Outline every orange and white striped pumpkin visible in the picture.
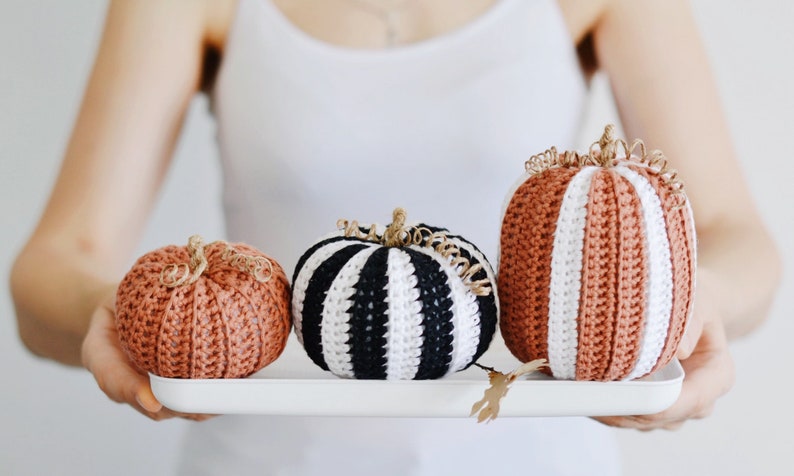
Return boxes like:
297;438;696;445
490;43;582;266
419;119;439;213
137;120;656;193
498;126;696;381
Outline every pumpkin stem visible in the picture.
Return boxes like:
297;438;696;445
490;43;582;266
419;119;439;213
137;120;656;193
160;235;209;287
383;207;409;247
186;235;208;276
594;124;619;167
337;208;493;296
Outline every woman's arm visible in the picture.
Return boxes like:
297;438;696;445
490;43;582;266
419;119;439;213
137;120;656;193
594;0;781;338
586;0;781;429
9;0;234;416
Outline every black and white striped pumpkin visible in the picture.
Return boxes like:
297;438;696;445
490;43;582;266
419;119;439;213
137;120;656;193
291;209;498;380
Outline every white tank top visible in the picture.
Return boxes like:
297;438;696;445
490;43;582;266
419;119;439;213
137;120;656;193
178;0;621;474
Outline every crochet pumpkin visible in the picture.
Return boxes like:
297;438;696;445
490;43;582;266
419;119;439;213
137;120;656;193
292;208;498;380
115;235;291;379
499;125;696;381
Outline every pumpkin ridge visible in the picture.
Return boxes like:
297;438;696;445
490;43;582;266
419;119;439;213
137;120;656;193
498;167;579;367
302;243;370;371
120;262;165;372
407;244;476;375
547;166;600;379
614;166;674;379
447;237;497;367
150;284;180;377
576;170;620;381
402;247;455;379
321;245;378;378
628;165;696;374
208;267;262;378
251;270;289;372
605;173;648;380
292;238;358;345
382;248;423;380
262;271;292;370
159;286;193;378
292;234;351;283
203;279;232;378
348;247;391;379
188;279;201;378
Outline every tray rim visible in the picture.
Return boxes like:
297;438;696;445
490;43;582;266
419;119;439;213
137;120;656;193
150;359;684;418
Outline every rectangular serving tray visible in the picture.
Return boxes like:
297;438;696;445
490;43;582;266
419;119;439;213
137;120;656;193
150;339;684;418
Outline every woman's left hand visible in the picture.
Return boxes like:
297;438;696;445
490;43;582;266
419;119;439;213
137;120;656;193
594;276;735;431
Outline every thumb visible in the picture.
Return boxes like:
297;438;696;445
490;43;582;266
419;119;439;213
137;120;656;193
135;384;163;413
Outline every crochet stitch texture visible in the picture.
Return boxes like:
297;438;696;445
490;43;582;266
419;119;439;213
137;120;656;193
292;219;498;380
115;240;291;379
499;151;696;381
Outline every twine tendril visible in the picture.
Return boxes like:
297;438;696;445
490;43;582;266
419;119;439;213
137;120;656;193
523;124;686;207
160;235;274;287
338;208;492;296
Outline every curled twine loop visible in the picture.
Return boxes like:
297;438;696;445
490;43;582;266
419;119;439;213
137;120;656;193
337;208;492;296
160;235;274;287
524;124;686;208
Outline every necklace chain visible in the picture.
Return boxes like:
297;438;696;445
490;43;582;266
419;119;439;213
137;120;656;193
346;0;409;47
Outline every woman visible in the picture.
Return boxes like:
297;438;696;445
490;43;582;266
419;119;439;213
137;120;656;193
10;0;780;474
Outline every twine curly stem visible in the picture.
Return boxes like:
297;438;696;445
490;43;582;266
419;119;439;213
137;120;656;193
161;235;208;287
337;208;492;296
160;235;273;287
591;124;620;167
383;207;408;247
523;124;688;208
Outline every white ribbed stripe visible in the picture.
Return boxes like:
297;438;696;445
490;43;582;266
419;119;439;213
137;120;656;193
383;249;424;380
291;237;353;346
547;166;599;379
320;246;378;378
614;166;674;380
411;245;481;375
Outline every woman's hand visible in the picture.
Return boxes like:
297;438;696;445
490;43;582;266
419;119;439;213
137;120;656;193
595;274;735;431
81;290;214;422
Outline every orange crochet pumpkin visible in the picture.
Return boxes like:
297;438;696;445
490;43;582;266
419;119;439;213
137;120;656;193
499;125;696;381
115;235;291;378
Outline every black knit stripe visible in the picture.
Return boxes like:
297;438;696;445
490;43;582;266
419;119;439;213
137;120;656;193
348;247;391;379
448;239;497;366
403;248;455;380
301;243;369;371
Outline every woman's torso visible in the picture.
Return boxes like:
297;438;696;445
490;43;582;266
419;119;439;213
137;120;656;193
179;0;619;474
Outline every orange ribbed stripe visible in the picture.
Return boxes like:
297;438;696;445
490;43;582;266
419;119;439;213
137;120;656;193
499;168;579;364
628;165;696;373
604;173;647;380
575;171;619;381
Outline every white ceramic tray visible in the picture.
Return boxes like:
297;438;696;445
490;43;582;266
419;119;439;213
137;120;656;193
150;339;684;418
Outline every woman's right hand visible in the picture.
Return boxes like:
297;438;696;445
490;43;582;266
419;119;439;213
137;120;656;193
81;290;213;422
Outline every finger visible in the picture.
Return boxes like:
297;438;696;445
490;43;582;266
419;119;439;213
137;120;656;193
83;298;216;422
595;319;733;431
83;308;166;416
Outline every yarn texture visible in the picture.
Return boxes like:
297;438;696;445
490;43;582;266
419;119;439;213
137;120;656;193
498;126;696;381
292;209;498;380
115;236;292;379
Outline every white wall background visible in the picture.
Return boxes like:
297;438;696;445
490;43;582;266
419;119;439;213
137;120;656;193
1;1;792;475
